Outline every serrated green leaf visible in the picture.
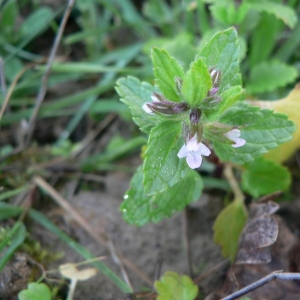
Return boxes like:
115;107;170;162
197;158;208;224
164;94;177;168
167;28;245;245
246;61;298;94
210;2;249;25
242;157;291;198
207;85;244;121
213;199;247;262
152;47;185;102
18;283;51;300
143;34;196;70
155;271;198;300
247;0;297;28
214;102;296;164
116;76;161;134
143;121;189;195
181;58;211;107
198;27;241;93
121;167;202;226
251;85;300;163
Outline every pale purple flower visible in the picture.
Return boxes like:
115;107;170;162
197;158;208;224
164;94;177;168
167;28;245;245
177;135;211;169
224;129;246;148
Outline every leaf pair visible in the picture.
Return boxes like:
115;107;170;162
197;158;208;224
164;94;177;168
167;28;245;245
153;47;211;107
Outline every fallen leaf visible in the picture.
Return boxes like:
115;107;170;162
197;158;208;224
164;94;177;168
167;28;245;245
236;201;279;264
213;198;248;262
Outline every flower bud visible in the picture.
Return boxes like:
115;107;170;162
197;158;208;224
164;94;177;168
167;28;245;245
210;68;221;88
175;77;183;93
189;108;201;125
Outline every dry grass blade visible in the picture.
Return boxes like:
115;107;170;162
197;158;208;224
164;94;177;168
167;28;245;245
25;0;76;145
33;175;153;287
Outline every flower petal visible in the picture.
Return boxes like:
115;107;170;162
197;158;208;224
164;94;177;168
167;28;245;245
186;152;202;169
186;135;200;152
232;138;246;148
142;103;153;114
198;143;211;156
224;129;246;148
225;129;240;140
151;94;160;102
177;144;188;158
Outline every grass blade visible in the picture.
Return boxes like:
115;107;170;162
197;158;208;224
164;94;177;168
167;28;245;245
0;222;26;271
28;209;132;293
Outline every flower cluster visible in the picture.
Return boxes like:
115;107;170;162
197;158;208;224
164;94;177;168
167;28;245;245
142;68;246;169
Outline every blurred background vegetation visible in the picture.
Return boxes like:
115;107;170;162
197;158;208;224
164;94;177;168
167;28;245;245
0;0;300;298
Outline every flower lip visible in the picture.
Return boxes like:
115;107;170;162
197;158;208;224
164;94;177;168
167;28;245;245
178;135;211;169
224;129;246;148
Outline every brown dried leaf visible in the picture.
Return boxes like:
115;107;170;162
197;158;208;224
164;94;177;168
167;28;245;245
236;201;279;264
216;215;300;300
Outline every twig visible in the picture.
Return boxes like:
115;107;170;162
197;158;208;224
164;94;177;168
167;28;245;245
182;208;193;278
223;164;244;202
0;63;37;122
33;175;153;287
25;0;76;145
193;259;229;284
257;191;282;203
71;113;117;158
108;240;133;290
221;271;300;300
153;252;163;281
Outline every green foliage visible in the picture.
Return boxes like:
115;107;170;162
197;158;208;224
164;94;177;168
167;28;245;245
242;157;291;198
116;76;161;134
1;1;300;297
152;47;185;102
143;34;197;69
249;13;281;66
247;0;297;29
210;2;249;25
18;283;52;300
246;61;298;94
155;271;198;300
143;121;189;195
213;199;247;262
215;103;296;164
181;58;212;107
0;0;18;36
204;0;297;28
217;86;244;116
81;136;146;171
198;28;241;92
121;167;202;226
0;222;26;271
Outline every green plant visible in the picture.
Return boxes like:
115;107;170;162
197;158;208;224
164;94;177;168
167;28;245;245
117;27;296;297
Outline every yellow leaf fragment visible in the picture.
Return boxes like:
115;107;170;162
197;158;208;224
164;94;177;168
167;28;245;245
249;83;300;163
